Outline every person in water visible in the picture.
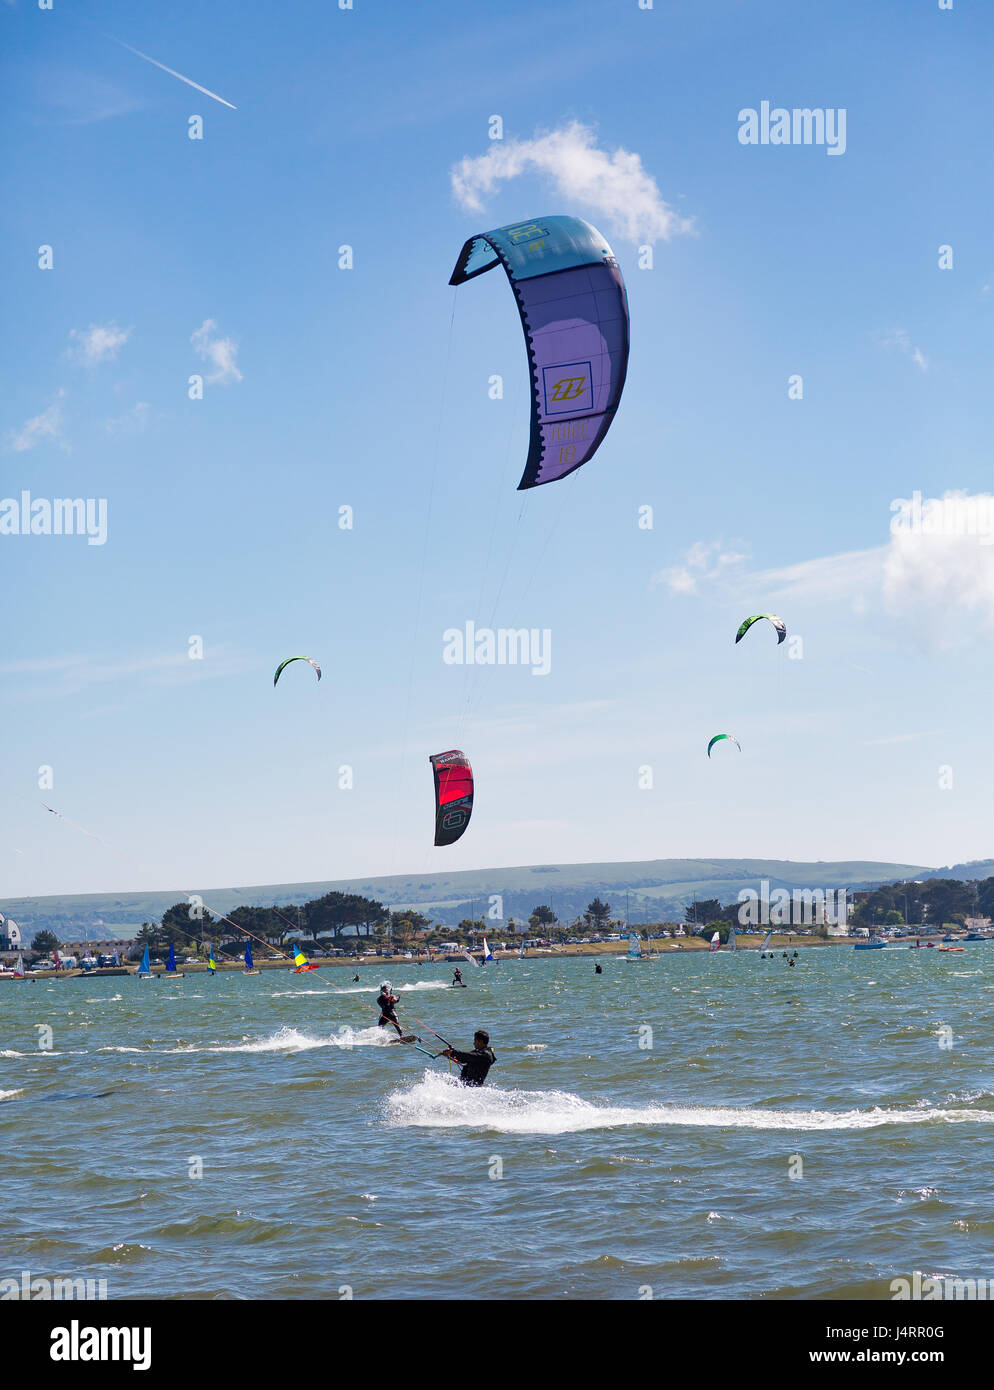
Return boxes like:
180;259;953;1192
352;973;360;982
375;982;403;1037
441;1030;496;1087
594;963;603;974
452;967;463;985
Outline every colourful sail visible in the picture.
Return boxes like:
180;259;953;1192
207;946;217;973
293;944;319;973
628;931;642;960
166;942;178;973
430;749;474;847
708;931;721;952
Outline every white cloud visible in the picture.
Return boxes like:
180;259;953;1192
653;541;750;595
5;393;66;454
68;322;130;366
450;121;692;244
191;319;242;385
884;527;994;644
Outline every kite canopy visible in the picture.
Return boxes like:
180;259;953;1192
449;215;630;490
273;656;322;687
735;614;786;645
707;733;742;758
430;749;474;846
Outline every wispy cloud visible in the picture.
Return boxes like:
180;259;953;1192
451;121;692;244
749;548;885;605
0;647;254;697
666;491;994;646
4;392;67;454
112;38;237;110
191;319;242;385
863;730;943;746
68;322;130;366
104;402;150;436
876;327;928;373
653;541;750;595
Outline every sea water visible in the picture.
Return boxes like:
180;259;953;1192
2;948;992;1300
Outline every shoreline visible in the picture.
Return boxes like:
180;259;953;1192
0;934;913;980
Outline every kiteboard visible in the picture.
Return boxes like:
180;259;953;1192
451;982;467;988
393;1034;420;1045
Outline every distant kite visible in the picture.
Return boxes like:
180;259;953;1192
273;656;321;687
430;749;474;846
707;734;742;758
449;215;629;490
735;614;786;645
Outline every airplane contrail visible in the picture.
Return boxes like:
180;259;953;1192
112;38;237;110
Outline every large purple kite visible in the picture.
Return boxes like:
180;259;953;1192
449;215;630;490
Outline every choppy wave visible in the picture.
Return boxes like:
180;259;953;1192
330;981;450;994
0;1088;24;1101
162;1025;399;1054
384;1072;994;1136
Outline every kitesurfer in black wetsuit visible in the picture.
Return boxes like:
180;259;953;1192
594;963;603;974
376;983;403;1037
441;1030;496;1087
452;967;463;985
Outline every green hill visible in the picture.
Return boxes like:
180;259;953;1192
0;856;937;940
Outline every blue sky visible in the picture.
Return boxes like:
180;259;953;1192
3;0;994;899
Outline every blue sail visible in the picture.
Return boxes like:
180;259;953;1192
244;942;254;970
137;944;151;976
166;943;177;973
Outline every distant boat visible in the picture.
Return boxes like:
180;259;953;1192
708;931;721;952
136;944;154;979
207;946;217;974
729;926;737;952
758;930;773;957
854;938;886;950
13;953;25;978
164;943;184;978
626;931;643;961
243;942;260;975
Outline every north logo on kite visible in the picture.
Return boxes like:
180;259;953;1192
545;365;592;412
